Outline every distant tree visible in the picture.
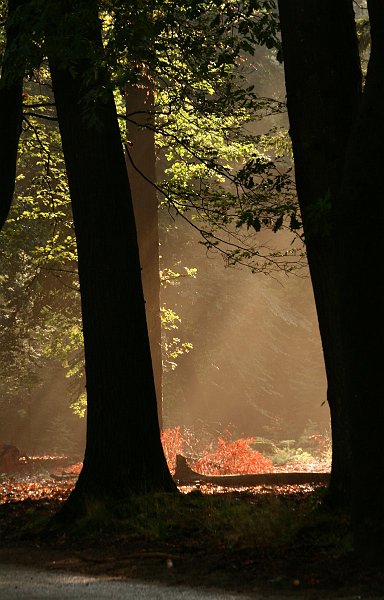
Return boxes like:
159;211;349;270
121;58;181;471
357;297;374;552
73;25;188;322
125;82;163;424
278;0;384;560
112;0;297;274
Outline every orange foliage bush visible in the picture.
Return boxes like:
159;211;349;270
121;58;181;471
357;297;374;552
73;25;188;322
63;462;83;475
161;427;273;475
161;426;184;474
192;436;274;475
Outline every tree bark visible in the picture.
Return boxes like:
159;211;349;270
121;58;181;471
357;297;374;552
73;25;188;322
46;0;176;515
0;0;24;229
336;0;384;560
278;0;362;504
279;0;384;559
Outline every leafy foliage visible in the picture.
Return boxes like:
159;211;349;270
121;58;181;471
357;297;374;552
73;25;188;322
0;70;83;425
254;423;331;470
155;89;300;272
111;0;301;271
1;0;305;447
104;0;281;86
160;306;193;371
193;434;274;475
160;426;184;474
160;265;196;371
161;426;273;474
161;425;331;476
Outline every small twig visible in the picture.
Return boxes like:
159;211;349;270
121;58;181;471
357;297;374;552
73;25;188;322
23;111;58;122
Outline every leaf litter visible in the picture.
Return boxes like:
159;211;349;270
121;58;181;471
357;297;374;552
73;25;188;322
1;452;382;597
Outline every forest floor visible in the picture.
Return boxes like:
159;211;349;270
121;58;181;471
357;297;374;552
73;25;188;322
1;465;383;598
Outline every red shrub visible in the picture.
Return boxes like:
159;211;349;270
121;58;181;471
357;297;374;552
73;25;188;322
161;426;184;474
192;435;274;475
161;427;274;476
64;462;83;475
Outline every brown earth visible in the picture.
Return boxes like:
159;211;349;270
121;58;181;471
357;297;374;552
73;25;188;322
0;480;383;598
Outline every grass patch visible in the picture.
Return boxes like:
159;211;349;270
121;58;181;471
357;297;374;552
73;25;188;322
1;487;373;596
45;487;350;561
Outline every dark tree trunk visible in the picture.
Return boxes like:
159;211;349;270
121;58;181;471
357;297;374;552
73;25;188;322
279;0;384;559
336;0;384;560
125;84;163;426
0;0;24;229
278;0;362;504
47;0;176;515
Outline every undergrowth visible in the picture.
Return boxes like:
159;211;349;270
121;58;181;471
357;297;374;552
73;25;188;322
161;426;331;475
0;484;362;598
24;487;347;563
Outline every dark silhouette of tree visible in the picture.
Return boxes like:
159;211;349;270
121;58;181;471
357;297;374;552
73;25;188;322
0;0;24;228
278;0;384;560
45;0;176;515
278;0;360;504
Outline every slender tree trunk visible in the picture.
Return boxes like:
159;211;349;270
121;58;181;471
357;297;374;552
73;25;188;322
47;0;176;515
278;0;362;504
125;83;163;426
0;0;24;229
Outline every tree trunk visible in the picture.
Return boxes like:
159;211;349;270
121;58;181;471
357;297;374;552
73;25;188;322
125;83;163;427
0;0;24;229
336;0;384;560
279;0;384;559
47;0;176;515
278;0;362;504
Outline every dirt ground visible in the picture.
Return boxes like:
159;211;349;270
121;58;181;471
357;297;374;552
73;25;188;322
1;481;383;599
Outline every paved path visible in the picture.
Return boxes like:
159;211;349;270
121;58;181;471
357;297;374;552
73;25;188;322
0;564;262;599
0;563;378;599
